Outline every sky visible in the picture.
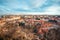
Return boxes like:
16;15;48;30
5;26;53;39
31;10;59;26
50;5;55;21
0;0;60;15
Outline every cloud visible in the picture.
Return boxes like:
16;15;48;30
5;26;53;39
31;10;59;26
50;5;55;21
28;0;47;8
0;0;60;15
41;5;60;15
17;5;60;15
47;5;60;12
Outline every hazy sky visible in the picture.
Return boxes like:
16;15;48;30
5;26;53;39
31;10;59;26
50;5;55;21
0;0;60;15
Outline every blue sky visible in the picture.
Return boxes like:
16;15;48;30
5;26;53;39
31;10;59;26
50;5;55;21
0;0;60;15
